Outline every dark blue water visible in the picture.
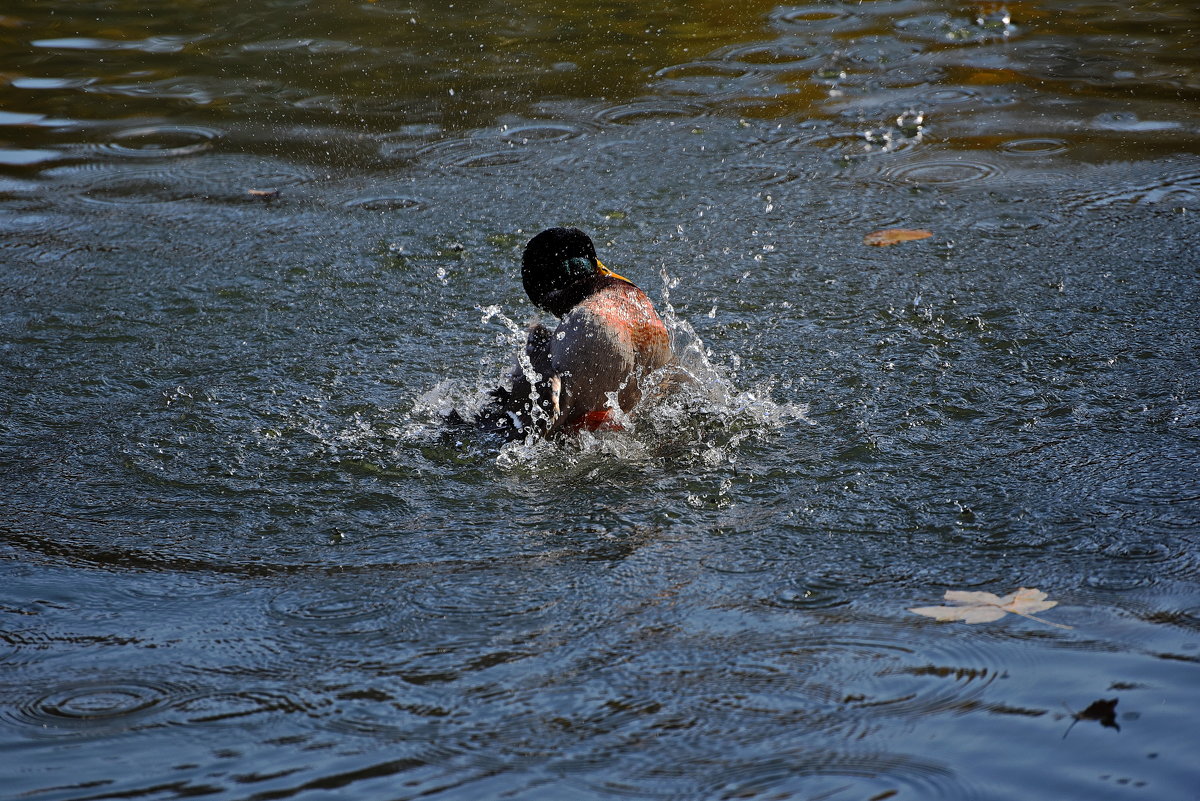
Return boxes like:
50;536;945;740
2;1;1199;799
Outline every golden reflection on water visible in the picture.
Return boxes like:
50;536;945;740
0;0;1197;163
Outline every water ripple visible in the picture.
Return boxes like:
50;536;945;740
655;60;754;81
970;211;1059;239
43;157;317;206
413;138;531;174
1084;567;1156;592
54;164;202;206
769;4;862;33
499;121;591;144
715;40;823;70
697;750;969;801
700;546;781;574
590;99;708;127
895;11;1017;44
167;686;327;729
342;194;427;212
321;685;453;742
375;123;444;161
718;160;809;186
784;125;924;161
563;746;968;801
117;575;240;606
5;679;181;737
96;124;223;159
760;575;852;609
268;587;395;640
1000;138;1070;156
920;87;981;105
407;573;563;619
1104;538;1179;563
652;64;764;104
1097;534;1199;584
885;157;1001;186
1069;167;1200;210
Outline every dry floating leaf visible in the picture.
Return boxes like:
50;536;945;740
909;587;1071;629
864;228;933;246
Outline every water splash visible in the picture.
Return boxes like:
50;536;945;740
410;266;809;470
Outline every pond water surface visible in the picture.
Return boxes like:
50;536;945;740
1;1;1199;799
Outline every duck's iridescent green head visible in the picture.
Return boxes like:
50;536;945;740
521;227;600;314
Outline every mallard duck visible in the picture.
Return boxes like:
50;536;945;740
476;227;673;439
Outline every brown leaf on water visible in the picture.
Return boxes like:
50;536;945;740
1077;698;1120;730
909;587;1071;629
864;228;933;246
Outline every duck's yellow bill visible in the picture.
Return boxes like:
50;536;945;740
597;260;632;284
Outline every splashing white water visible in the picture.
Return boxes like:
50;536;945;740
406;266;810;469
478;304;553;434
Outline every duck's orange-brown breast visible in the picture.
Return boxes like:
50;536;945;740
581;282;670;364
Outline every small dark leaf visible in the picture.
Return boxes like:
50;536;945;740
1076;698;1120;731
